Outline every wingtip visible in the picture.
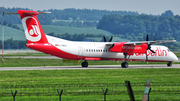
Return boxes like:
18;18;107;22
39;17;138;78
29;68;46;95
38;12;51;14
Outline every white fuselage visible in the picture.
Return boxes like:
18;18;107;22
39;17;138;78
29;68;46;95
46;35;178;62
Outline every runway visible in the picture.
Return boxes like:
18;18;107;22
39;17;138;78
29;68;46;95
0;64;180;71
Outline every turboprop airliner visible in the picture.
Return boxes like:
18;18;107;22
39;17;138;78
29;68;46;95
5;10;178;68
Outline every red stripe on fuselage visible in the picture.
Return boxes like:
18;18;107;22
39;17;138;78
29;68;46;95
26;43;84;60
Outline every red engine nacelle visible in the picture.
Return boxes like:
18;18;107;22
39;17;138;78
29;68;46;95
109;42;148;55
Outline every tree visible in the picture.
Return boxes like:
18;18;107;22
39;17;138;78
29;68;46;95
161;10;174;17
7;23;12;27
12;25;20;29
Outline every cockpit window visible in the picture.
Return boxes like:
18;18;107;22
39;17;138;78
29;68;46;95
168;49;172;52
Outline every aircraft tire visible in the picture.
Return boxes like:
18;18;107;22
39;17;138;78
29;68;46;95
121;62;128;68
81;62;88;67
167;62;172;67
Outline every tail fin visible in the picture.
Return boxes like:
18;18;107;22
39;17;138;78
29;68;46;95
18;10;49;43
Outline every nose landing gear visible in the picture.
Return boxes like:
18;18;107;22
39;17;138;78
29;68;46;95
167;62;172;67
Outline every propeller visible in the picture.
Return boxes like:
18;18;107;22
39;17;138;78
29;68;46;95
103;35;113;42
109;36;113;42
103;35;106;42
146;34;155;60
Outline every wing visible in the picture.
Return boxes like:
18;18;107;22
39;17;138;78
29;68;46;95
107;40;176;55
106;40;176;46
124;40;176;45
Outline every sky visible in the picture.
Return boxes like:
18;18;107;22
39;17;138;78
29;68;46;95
1;0;180;15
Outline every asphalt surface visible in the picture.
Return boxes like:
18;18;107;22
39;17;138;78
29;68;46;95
0;64;180;71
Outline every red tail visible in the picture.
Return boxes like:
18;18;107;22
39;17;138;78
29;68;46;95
18;10;48;43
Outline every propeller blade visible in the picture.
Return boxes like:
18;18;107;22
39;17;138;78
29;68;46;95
103;35;106;42
145;34;156;55
109;36;113;42
146;34;149;41
150;49;155;53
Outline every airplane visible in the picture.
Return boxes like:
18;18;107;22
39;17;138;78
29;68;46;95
5;10;178;68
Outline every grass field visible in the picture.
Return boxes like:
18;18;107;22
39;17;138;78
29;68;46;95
0;25;26;40
0;68;180;100
16;24;113;35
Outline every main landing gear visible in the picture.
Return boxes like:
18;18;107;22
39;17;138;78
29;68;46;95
81;60;88;67
167;62;172;67
121;53;130;68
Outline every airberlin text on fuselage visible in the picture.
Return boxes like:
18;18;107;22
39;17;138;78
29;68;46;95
21;16;41;42
134;47;168;56
122;45;142;50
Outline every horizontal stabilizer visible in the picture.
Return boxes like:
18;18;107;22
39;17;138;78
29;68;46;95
4;10;51;15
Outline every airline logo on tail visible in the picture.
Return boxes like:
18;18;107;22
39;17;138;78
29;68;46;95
22;16;41;42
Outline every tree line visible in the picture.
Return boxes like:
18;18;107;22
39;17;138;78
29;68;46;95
97;10;180;41
0;38;27;49
0;7;139;26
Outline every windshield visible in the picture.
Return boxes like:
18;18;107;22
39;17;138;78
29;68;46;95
167;49;172;52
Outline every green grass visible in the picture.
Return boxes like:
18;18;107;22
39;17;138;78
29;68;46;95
0;69;180;100
0;25;26;40
16;24;113;35
1;68;180;85
174;52;180;57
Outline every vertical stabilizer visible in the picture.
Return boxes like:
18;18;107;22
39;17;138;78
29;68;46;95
18;10;48;43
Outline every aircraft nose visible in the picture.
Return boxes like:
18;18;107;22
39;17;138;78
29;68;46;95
171;52;178;62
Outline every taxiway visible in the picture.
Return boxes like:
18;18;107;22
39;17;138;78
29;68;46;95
0;64;180;71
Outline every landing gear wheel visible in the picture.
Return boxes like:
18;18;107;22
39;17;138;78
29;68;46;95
121;62;128;68
81;61;88;67
167;62;172;67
